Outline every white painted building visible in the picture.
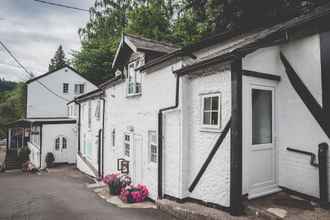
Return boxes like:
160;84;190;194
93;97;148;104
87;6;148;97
93;5;330;216
7;66;97;169
72;89;104;178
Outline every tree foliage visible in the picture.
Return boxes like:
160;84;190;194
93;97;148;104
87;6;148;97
49;45;67;72
72;0;326;84
0;83;26;138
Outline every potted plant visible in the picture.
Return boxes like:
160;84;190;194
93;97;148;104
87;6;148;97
120;184;149;203
45;152;55;168
103;173;131;195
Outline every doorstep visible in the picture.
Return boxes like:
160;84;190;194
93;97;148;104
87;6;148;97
246;191;330;220
94;187;156;209
156;199;258;220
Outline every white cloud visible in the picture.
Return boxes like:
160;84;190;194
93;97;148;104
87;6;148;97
0;0;94;81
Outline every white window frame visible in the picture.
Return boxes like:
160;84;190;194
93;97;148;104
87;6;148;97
127;59;142;96
201;93;221;130
148;131;157;163
74;84;85;95
124;133;131;157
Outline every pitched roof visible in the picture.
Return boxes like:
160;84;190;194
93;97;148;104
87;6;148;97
141;3;330;72
125;33;178;54
25;65;93;85
112;33;178;69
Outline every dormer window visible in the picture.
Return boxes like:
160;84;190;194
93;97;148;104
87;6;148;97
127;60;142;96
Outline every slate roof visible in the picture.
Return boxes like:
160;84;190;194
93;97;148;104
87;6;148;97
125;33;178;54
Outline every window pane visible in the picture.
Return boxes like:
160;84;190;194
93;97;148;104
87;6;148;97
203;112;211;125
80;84;85;94
204;97;211;110
55;138;60;150
211;112;218;125
212;96;219;110
124;143;130;157
252;89;272;145
62;138;67;149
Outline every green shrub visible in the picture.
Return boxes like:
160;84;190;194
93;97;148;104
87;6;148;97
45;152;55;168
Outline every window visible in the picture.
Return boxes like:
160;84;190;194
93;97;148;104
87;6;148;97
127;60;142;95
252;89;272;145
112;129;116;147
88;101;92;129
63;83;69;93
148;131;157;163
55;137;60;151
95;100;101;121
75;84;85;95
124;134;131;157
62;137;67;149
201;94;221;128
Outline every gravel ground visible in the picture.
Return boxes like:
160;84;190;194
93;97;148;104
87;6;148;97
0;168;176;220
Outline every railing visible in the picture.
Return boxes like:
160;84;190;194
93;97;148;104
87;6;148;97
287;143;328;208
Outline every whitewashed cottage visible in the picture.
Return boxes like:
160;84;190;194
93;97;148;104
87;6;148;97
70;89;105;178
7;66;97;169
77;4;330;216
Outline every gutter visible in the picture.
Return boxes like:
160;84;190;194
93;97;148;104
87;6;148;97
158;74;180;198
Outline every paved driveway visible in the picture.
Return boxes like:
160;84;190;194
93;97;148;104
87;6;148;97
0;170;175;220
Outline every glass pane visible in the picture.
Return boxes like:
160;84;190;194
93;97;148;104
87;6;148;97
211;112;218;125
204;97;211;110
252;89;272;145
203;112;211;125
62;138;67;149
212;96;219;110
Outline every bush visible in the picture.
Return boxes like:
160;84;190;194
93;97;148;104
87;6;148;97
45;152;55;168
120;184;149;203
18;147;30;165
103;173;131;195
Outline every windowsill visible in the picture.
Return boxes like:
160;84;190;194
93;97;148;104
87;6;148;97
126;93;142;98
199;127;223;133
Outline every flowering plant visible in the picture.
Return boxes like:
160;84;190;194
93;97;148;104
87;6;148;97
120;184;149;203
103;173;131;195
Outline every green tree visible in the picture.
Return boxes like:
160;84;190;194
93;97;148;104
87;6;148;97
49;45;67;72
0;83;26;138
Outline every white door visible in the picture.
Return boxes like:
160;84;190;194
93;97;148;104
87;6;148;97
54;136;68;163
244;80;280;199
133;134;143;184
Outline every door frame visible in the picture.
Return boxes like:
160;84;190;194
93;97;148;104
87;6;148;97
242;76;280;198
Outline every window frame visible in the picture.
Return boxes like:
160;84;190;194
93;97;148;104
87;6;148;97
123;133;131;158
55;137;60;151
63;83;69;94
127;60;142;96
148;131;157;163
74;84;85;95
200;93;222;130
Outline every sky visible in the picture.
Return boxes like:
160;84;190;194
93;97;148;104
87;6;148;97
0;0;95;82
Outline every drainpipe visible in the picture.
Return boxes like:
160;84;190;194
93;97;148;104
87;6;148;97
39;124;43;169
158;75;180;198
100;96;106;178
318;142;328;209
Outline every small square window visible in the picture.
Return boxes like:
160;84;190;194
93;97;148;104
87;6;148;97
63;83;69;93
201;94;221;129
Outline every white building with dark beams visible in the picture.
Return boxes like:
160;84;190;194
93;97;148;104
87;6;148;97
96;4;330;216
7;65;97;169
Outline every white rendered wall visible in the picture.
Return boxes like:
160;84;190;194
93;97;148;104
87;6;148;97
27;68;97;118
40;123;77;169
242;33;330;200
182;65;232;207
78;98;103;173
103;61;179;200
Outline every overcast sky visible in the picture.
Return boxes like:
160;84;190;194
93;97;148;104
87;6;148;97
0;0;95;81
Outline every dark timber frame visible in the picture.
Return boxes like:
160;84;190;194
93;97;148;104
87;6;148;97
188;119;231;192
230;59;243;215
